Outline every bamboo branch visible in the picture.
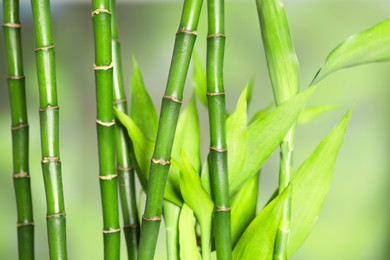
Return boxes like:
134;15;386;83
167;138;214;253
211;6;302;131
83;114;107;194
3;0;34;258
109;0;140;258
91;0;121;258
137;1;203;259
206;0;232;258
30;0;67;258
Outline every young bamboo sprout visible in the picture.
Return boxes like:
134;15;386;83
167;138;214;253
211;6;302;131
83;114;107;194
137;0;203;259
91;0;121;258
110;0;140;258
206;0;232;258
30;0;67;258
256;0;299;258
3;0;34;258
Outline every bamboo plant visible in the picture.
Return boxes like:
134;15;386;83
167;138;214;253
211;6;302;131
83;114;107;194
206;0;232;258
3;0;34;259
30;0;67;258
255;0;299;258
109;0;140;258
91;0;121;259
137;0;203;259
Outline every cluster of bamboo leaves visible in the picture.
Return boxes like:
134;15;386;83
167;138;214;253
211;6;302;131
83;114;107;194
3;0;390;259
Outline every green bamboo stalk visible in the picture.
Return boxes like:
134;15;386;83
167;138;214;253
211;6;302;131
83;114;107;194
91;1;121;259
137;1;203;259
255;0;299;259
206;0;231;259
109;0;140;258
3;0;34;259
30;0;67;258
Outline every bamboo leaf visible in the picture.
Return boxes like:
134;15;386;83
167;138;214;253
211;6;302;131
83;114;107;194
298;105;340;125
233;187;288;260
179;151;213;260
249;103;273;125
193;53;207;107
130;57;158;141
245;79;254;105
230;87;316;194
179;204;200;260
231;172;259;247
226;86;248;187
115;108;182;205
288;111;352;256
169;95;201;204
313;19;390;84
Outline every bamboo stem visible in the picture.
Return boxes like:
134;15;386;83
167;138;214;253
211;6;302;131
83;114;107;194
137;1;203;259
255;0;299;258
206;0;232;259
91;0;121;259
3;0;34;259
109;0;140;258
30;0;67;258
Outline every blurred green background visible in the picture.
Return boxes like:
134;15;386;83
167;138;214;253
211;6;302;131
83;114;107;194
0;0;389;259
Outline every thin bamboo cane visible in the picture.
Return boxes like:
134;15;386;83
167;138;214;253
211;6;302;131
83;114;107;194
255;0;299;258
30;0;67;258
3;0;34;259
91;0;121;259
137;1;203;259
206;0;231;259
109;0;140;258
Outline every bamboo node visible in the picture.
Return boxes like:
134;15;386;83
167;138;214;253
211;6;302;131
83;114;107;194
96;119;115;127
93;63;113;70
11;123;29;131
47;212;66;218
113;98;127;105
112;38;120;43
117;166;134;172
210;146;227;153
151;158;171;166
207;33;226;38
103;228;121;234
39;105;59;112
207;91;225;96
163;95;182;104
41;157;61;164
143;215;161;221
123;223;140;229
13;172;30;178
176;28;197;36
3;23;21;28
35;45;55;51
91;8;111;17
99;174;118;180
214;205;231;212
7;75;25;80
17;222;34;227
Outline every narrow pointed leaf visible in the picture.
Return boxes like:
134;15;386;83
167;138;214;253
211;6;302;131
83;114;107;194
115;108;182;205
233;187;288;260
288;111;352;256
179;151;213;260
313;19;390;84
231;172;259;247
226;86;248;187
179;204;200;260
231;87;316;193
168;94;201;203
249;103;273;125
130;57;158;141
298;105;340;125
193;53;207;107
